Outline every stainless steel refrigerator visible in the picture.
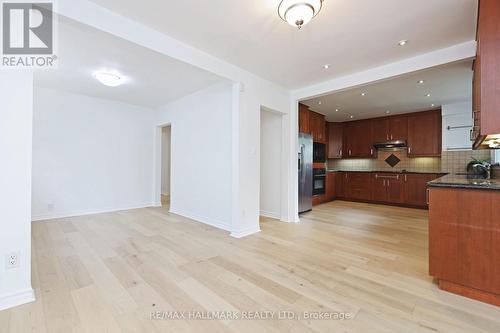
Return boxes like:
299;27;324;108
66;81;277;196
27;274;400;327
298;133;313;213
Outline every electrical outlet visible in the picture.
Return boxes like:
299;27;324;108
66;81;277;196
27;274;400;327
6;252;20;269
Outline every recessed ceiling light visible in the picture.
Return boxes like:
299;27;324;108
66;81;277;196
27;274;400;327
93;71;125;87
386;110;391;114
323;64;330;69
431;104;435;107
361;92;366;96
350;115;354;119
335;108;339;112
426;93;431;97
418;80;425;84
398;40;408;46
318;101;322;105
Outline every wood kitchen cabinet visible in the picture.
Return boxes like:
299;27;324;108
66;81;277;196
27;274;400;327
372;116;408;143
325;172;336;201
327;122;343;159
429;187;500;306
345;172;372;201
336;172;346;198
471;0;500;148
403;173;440;207
344;120;375;158
310;111;326;143
299;103;310;134
371;174;404;204
407;110;442;157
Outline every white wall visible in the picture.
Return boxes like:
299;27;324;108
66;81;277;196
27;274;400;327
155;83;233;231
0;71;35;311
32;88;156;220
161;126;171;196
442;100;473;151
260;110;282;219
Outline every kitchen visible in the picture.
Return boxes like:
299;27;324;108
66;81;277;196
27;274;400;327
297;0;500;308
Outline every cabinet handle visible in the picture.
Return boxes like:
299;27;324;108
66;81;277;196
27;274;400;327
383;179;386;187
404;174;407;182
386;134;389;141
370;148;373;156
408;147;411;154
426;189;430;205
339;149;342;157
349;149;352;156
390;134;393;140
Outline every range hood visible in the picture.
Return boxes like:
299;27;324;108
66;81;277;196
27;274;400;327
373;140;408;151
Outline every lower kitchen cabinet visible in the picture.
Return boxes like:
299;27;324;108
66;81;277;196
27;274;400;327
325;172;336;201
333;171;443;208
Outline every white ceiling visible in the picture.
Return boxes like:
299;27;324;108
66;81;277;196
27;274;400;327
86;0;478;89
34;18;224;108
302;61;473;121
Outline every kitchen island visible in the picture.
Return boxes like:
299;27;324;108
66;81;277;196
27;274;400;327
428;175;500;306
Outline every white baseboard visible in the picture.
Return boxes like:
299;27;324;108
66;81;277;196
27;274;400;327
31;202;156;222
259;210;280;220
0;288;35;312
169;207;232;232
231;226;261;238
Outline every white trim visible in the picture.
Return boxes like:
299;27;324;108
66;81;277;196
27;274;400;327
231;226;261;239
292;41;477;100
169;207;232;232
0;288;35;312
259;210;280;220
31;202;155;221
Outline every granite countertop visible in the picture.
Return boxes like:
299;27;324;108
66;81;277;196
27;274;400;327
428;174;500;191
327;170;445;175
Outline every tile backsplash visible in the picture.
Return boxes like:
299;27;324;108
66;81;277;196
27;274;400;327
327;150;493;174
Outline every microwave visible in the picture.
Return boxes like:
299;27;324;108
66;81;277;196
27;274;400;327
313;143;326;163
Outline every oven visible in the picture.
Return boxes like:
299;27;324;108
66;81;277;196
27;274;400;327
313;168;326;196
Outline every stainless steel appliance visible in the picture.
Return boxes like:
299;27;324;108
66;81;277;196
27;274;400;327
373;140;407;151
313;168;326;195
298;133;313;213
313;143;326;163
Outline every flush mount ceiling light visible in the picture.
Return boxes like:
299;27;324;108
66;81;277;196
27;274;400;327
398;40;408;46
93;71;125;87
425;93;431;97
361;92;367;96
323;64;330;69
278;0;323;29
418;80;425;84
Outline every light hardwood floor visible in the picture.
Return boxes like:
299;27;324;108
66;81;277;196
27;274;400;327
1;200;500;332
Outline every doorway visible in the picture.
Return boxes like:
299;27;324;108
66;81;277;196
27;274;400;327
161;125;171;207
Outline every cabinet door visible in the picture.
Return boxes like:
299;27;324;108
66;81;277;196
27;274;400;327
408;111;441;157
387;177;404;204
403;174;434;206
327;123;343;159
299;103;310;134
336;172;346;198
325;172;336;201
346;173;372;201
345;120;374;158
310;111;326;143
372;118;390;143
389;116;408;142
372;175;387;202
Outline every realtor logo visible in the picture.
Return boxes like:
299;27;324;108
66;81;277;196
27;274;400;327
1;1;57;68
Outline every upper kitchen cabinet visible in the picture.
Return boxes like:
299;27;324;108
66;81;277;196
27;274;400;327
372;115;408;143
299;103;311;134
310;111;326;143
344;120;375;158
327;122;343;159
472;0;500;149
408;110;442;157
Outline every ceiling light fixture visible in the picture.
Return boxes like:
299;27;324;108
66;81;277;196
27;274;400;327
323;64;330;69
335;108;339;112
398;40;408;46
426;93;431;97
431;104;435;107
418;80;425;84
93;71;125;87
278;0;323;29
361;92;367;96
318;101;322;105
350;115;354;119
386;110;391;114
